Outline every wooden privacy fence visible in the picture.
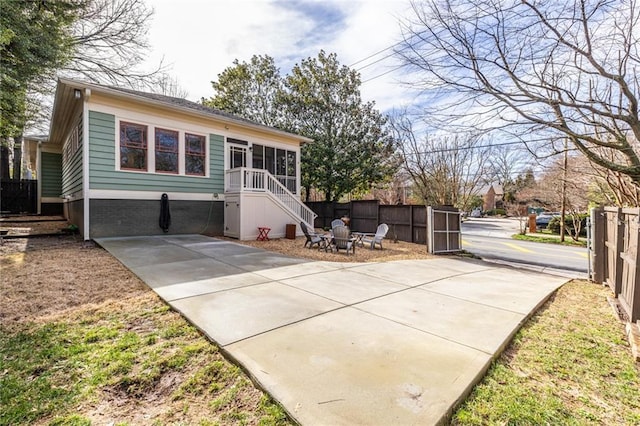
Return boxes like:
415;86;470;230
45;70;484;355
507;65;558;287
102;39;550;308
592;207;640;322
1;179;37;214
306;200;461;253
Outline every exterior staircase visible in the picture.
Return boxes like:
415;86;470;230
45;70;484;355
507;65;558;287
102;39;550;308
225;167;316;229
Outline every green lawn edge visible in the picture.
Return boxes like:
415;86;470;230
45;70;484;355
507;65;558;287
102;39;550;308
512;233;588;247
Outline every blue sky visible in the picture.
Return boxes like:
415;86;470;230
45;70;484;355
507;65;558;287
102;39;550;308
144;0;416;112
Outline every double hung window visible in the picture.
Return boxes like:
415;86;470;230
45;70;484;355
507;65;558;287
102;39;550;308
120;122;148;171
118;121;207;176
155;128;179;173
185;133;206;176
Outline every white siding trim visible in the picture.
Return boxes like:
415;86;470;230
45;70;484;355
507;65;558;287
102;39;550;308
42;197;63;203
63;189;84;201
41;145;62;154
82;92;90;240
36;142;42;214
88;189;224;201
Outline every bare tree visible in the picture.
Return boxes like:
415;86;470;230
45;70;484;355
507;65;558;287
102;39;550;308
398;0;640;187
485;145;533;187
154;74;190;98
583;142;640;206
64;0;162;87
371;171;416;205
390;111;491;210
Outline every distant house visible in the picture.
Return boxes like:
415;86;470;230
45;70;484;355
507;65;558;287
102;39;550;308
479;183;504;211
24;78;315;240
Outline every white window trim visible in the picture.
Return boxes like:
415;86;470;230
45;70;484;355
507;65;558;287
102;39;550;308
154;126;180;175
184;131;209;177
115;118;209;178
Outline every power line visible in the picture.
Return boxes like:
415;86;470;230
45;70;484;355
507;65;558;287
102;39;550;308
349;28;433;68
361;65;404;83
349;44;398;68
410;140;524;155
355;50;397;72
404;137;576;155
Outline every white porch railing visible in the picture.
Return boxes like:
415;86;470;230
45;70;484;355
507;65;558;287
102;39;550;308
225;167;317;226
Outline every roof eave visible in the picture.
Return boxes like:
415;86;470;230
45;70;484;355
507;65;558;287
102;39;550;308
57;78;314;144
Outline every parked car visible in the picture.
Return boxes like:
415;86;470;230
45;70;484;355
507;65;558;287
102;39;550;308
470;208;482;218
536;212;561;229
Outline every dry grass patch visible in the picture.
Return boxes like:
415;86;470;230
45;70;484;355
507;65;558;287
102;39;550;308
1;235;291;425
0;216;70;236
1;236;147;324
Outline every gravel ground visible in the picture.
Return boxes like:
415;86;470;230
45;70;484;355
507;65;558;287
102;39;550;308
218;234;434;263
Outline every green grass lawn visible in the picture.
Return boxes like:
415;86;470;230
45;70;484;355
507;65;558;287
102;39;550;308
2;258;637;425
0;293;292;425
452;280;640;425
513;232;588;247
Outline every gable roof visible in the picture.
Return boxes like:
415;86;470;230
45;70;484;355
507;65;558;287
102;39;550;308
473;183;505;197
49;78;314;144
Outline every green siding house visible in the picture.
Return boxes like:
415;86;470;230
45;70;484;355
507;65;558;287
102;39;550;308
36;79;314;240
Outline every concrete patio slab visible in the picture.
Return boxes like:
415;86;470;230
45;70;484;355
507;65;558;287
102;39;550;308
95;235;569;425
349;258;492;287
355;288;526;354
151;272;271;302
421;267;563;314
252;260;350;281
184;241;266;257
171;282;342;345
222;251;309;272
227;307;492;426
96;236;204;269
280;268;408;305
160;234;219;245
133;258;247;288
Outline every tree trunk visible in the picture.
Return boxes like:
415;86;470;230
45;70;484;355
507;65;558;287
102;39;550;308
560;140;567;242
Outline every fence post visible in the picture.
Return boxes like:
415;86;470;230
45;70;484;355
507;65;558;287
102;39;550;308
426;206;433;253
613;208;625;295
591;207;605;283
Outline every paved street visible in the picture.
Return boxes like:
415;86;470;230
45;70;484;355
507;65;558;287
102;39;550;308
461;217;589;275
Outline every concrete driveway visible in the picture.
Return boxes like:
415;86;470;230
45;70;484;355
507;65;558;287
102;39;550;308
96;234;567;425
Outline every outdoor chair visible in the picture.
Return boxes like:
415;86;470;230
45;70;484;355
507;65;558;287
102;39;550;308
331;219;345;229
361;223;389;250
331;225;356;255
300;221;322;249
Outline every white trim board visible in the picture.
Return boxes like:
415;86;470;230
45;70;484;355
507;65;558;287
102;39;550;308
88;189;225;201
41;197;64;203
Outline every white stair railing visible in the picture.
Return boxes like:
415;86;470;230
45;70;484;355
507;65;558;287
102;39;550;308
225;167;317;227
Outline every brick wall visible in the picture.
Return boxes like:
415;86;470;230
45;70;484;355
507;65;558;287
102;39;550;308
89;198;223;238
66;199;84;236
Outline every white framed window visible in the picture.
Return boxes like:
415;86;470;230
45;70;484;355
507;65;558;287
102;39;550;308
185;132;206;176
155;127;179;174
120;121;148;171
115;120;208;177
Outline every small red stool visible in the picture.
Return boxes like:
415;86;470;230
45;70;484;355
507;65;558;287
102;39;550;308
257;226;271;241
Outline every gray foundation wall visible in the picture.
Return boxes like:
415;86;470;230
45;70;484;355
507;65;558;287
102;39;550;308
41;202;63;216
65;199;85;237
89;199;224;238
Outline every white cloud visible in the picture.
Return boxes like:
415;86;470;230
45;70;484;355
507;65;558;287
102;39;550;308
144;0;416;111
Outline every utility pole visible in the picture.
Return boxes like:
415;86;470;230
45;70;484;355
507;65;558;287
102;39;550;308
560;138;567;242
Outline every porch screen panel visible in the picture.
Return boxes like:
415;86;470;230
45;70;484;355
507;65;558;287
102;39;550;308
265;146;275;174
252;144;264;169
286;151;296;193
